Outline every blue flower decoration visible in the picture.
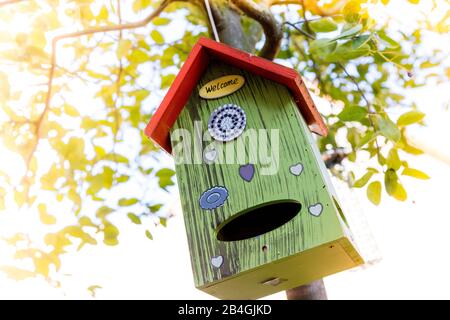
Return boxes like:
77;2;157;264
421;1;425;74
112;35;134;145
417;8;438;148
199;186;228;210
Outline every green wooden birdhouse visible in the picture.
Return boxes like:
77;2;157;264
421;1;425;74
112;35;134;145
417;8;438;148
145;37;363;299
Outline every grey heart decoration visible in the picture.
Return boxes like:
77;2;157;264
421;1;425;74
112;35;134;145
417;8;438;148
308;203;323;217
211;255;224;268
239;164;255;182
289;163;304;176
204;148;218;163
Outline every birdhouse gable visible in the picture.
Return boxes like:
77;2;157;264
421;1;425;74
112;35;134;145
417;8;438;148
145;37;327;153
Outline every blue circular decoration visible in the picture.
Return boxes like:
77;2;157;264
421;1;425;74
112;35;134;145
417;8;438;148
199;186;228;210
208;104;246;142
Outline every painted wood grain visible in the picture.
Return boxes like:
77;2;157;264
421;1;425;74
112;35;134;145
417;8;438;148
170;61;362;298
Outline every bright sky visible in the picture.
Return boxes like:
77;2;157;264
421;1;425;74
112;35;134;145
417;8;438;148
0;1;449;299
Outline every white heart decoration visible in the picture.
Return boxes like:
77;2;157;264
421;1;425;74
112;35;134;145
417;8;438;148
211;255;224;268
308;203;323;217
289;163;304;176
204;149;217;163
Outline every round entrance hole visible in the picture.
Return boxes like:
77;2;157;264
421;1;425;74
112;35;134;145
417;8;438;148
216;200;301;242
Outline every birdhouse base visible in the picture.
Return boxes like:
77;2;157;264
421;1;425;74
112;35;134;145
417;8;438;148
199;236;361;300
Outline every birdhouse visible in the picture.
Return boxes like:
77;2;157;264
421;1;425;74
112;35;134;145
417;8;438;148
145;37;363;299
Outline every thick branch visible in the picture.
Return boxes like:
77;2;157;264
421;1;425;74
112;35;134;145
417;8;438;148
0;0;27;7
207;1;262;54
286;279;328;300
23;0;172;179
230;0;282;60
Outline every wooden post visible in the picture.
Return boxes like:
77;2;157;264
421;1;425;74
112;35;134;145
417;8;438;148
286;280;328;300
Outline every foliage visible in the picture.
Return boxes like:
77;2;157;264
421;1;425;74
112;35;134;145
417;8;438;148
0;0;448;286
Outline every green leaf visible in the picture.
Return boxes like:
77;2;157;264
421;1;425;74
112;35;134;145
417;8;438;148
397;111;425;126
129;49;148;64
153;17;170;26
118;198;138;206
353;170;375;188
324;41;370;62
309;39;337;57
145;230;153;240
367;181;381;205
334;24;362;40
356;130;376;148
161;74;176;89
96;206;114;219
352;35;371;49
338;106;368;121
402;168;430;180
376;116;401;142
384;169;398;196
127;213;141;225
156;168;175;189
377;31;401;49
160;217;167;227
309;18;337;33
386;148;401;170
149;204;163;213
151;30;164;45
103;224;119;246
117;175;130;183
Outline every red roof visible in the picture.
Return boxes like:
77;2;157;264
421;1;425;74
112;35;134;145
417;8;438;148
145;37;327;154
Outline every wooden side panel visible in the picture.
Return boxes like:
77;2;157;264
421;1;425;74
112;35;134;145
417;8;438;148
171;61;360;298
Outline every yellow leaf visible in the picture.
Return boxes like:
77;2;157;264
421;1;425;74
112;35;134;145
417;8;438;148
397;111;425;126
0;266;34;280
0;72;10;100
386;148;401;170
402;168;430;180
14;189;27;207
103;224;119;246
64;104;80;117
97;5;109;20
367;181;381;205
117;39;132;59
342;0;361;22
353;170;375;188
29;30;46;48
38;203;56;225
88;285;102;298
151;30;164;45
392;182;407;201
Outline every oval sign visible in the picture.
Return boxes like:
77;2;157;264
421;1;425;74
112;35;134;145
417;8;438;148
199;75;245;99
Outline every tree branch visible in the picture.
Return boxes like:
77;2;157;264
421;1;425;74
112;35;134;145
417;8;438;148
0;0;27;7
286;279;328;300
230;0;282;60
338;62;383;166
22;0;172;180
